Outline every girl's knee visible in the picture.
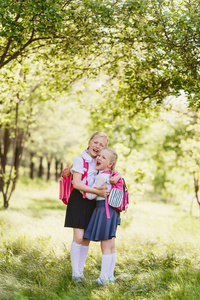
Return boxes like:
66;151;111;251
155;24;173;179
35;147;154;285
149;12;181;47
73;228;84;244
101;239;113;255
82;238;90;246
73;233;83;244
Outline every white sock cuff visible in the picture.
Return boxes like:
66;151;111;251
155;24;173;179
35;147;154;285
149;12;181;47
102;254;112;258
71;241;82;248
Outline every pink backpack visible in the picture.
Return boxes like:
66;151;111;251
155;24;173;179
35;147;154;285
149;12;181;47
103;170;129;218
59;158;89;205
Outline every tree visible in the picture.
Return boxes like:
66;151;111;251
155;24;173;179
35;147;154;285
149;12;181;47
134;0;200;108
24;97;89;181
0;0;120;208
0;98;29;208
0;58;39;208
0;0;115;68
87;0;200;121
178;120;200;213
0;55;90;208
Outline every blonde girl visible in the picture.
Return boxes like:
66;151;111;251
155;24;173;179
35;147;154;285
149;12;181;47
84;148;120;284
64;133;120;282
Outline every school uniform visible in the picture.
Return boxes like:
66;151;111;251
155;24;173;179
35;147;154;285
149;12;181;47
84;171;120;241
64;150;97;229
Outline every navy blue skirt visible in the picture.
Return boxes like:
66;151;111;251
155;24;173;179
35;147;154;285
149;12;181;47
84;200;120;241
64;189;96;229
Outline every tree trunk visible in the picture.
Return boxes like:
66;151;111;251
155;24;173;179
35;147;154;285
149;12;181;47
38;156;43;178
12;131;24;192
193;172;200;217
46;158;52;181
30;152;34;179
0;127;10;192
60;161;63;177
55;159;60;182
3;193;9;209
2;127;10;171
0;102;27;208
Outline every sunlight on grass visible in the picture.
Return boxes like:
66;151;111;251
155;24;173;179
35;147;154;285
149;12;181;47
1;180;200;299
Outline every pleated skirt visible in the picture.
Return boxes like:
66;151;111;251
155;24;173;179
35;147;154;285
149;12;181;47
84;200;121;241
64;188;96;229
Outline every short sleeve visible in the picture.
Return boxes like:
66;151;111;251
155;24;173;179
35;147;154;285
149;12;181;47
85;174;106;200
71;156;84;174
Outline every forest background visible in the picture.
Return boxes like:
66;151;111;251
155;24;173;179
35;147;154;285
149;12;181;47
1;0;200;299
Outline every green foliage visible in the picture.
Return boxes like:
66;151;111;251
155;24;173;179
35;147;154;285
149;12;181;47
86;0;200;121
24;98;89;163
1;0;200;209
86;92;200;203
0;0;127;207
0;0;133;89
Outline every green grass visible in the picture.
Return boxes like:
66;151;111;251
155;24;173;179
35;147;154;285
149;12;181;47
1;179;200;299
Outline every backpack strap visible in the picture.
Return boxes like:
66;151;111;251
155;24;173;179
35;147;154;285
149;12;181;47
68;158;89;198
102;170;112;218
105;196;110;219
102;170;112;174
82;158;89;199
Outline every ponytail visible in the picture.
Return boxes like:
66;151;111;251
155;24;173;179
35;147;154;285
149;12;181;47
104;148;118;177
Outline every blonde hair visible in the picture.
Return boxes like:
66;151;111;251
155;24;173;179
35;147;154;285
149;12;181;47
89;132;109;147
104;148;118;176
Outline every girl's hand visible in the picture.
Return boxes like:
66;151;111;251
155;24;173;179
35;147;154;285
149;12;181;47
110;173;121;185
96;189;110;198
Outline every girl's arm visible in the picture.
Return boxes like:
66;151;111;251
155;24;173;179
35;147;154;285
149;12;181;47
110;172;121;184
73;172;109;198
85;175;107;200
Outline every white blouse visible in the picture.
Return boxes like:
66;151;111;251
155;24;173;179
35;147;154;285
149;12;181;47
71;150;97;187
86;171;112;200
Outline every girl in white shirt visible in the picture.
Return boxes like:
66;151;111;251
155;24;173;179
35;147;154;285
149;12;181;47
64;132;120;282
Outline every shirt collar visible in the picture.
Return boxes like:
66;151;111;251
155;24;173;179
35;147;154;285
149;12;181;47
81;150;95;162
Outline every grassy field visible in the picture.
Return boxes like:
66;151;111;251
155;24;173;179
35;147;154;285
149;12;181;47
1;179;200;300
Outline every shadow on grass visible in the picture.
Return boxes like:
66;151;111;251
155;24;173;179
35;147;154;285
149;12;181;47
3;197;66;215
28;197;66;212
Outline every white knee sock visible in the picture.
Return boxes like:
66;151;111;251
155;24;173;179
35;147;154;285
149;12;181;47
70;241;81;277
109;253;116;277
79;245;89;276
99;254;112;281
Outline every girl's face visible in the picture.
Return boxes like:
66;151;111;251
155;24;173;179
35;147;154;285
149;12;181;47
95;149;112;171
88;136;107;158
